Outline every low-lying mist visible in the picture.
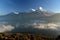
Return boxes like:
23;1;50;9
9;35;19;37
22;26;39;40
0;22;14;33
0;22;60;36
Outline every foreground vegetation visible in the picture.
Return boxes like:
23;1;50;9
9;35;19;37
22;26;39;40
0;33;59;40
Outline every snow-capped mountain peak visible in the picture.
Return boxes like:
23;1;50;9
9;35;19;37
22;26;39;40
39;7;43;10
31;9;36;11
13;11;19;14
38;7;46;11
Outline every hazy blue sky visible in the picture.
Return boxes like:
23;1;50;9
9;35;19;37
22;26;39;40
0;0;60;15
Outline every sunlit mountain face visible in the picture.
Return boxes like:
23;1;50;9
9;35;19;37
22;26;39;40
0;7;60;37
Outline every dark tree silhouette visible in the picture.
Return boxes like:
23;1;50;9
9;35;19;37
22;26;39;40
56;35;60;40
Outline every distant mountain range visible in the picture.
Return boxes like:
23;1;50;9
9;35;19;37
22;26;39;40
0;7;59;22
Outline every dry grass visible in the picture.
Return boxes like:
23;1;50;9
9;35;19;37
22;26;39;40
0;33;59;40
